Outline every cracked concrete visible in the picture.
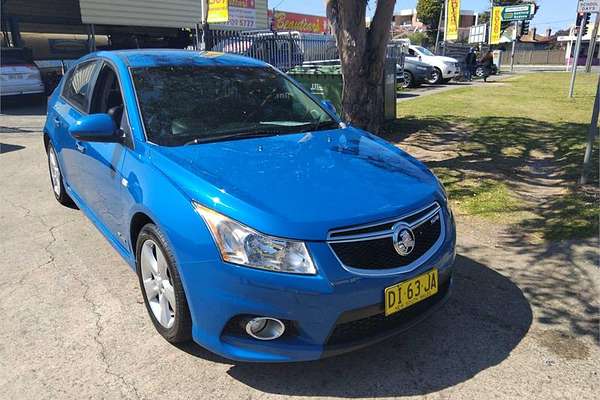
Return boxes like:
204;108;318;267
1;106;598;399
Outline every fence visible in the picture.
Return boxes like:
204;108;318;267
499;49;565;65
206;30;338;71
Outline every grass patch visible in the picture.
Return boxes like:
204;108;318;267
386;72;600;241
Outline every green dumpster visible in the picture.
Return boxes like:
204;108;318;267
288;62;396;121
287;66;343;115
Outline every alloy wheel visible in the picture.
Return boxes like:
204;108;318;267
140;239;176;328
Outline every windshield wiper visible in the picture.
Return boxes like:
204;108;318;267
183;128;282;146
297;119;340;133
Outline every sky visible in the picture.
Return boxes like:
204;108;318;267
267;1;582;32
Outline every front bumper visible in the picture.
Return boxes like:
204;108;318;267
441;65;461;79
180;207;456;362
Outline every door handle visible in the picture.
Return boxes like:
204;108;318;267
75;141;86;153
53;117;61;127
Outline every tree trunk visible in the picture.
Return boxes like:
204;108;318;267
326;0;395;133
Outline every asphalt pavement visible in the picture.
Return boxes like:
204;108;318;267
1;98;598;400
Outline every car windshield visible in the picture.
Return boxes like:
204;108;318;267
414;46;434;57
131;66;337;146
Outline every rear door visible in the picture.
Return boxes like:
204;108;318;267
51;59;100;198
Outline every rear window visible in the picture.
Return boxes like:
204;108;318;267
0;48;32;66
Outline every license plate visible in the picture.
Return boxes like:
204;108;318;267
384;269;438;316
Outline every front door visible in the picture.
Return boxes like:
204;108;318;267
75;62;130;240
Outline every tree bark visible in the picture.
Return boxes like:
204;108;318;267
326;0;395;133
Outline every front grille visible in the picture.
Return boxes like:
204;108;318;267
326;278;450;346
329;213;441;270
328;203;439;239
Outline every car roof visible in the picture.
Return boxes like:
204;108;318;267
82;49;268;69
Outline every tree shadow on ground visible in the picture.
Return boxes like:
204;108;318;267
382;115;599;241
222;255;531;397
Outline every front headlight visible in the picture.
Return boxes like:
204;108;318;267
193;202;316;274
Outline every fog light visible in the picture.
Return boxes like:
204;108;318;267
245;317;285;340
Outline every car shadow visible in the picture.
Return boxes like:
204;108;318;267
179;254;532;397
0;143;26;154
0;96;47;116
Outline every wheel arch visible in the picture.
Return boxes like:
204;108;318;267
130;212;155;264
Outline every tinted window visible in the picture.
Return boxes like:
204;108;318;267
131;66;337;147
62;60;98;111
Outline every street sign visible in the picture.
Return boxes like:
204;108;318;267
501;4;535;21
578;0;600;13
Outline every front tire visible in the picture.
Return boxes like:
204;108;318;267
426;68;443;84
136;223;192;343
46;142;75;207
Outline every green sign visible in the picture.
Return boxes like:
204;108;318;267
501;4;534;21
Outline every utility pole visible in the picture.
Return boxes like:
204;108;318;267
200;0;210;51
580;74;600;185
570;12;587;97
585;13;599;73
434;0;446;54
510;21;518;73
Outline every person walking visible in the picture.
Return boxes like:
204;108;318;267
479;50;494;83
464;47;477;81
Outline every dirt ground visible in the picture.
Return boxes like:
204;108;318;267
1;101;598;399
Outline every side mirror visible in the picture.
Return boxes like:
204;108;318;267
418;55;422;61
321;99;338;115
69;113;119;143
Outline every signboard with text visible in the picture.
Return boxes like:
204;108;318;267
207;0;229;23
222;0;256;29
268;10;329;33
501;4;535;21
445;0;461;41
490;6;503;45
578;0;600;13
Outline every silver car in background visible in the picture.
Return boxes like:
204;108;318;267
1;48;45;98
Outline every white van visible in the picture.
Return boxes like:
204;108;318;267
1;48;45;97
406;45;461;84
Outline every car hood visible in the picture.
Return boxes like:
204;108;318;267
436;56;458;63
149;127;442;240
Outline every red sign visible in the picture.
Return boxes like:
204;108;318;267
268;10;329;34
230;0;255;8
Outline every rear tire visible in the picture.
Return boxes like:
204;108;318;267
401;71;414;88
46;142;75;207
136;223;192;343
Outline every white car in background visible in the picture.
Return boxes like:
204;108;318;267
406;45;461;84
1;48;45;98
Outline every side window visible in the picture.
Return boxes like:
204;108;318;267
408;48;416;57
90;63;132;148
62;61;98;111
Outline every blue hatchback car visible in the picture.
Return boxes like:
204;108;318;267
44;49;456;362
